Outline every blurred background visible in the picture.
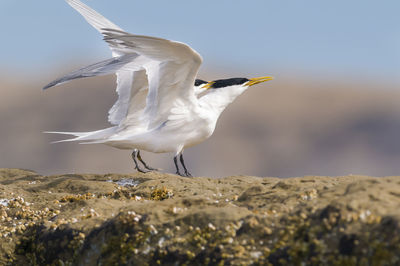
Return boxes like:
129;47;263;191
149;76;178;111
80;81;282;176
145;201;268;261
1;0;400;177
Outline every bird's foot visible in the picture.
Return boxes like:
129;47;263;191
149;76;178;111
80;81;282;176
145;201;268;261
136;151;158;172
143;165;159;172
184;171;193;177
135;166;150;174
176;171;192;177
176;171;184;177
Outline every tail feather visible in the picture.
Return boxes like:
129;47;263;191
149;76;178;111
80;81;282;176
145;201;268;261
44;127;117;144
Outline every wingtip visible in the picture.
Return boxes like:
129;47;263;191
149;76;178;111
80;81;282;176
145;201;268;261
42;85;53;91
65;0;78;8
42;81;58;91
65;0;78;5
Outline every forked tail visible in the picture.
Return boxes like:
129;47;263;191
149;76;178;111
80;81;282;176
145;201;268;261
44;126;117;144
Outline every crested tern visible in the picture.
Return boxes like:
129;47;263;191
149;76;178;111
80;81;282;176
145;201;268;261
44;0;274;177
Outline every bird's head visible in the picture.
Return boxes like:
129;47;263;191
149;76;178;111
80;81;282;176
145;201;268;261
196;76;274;111
194;76;274;100
203;76;274;91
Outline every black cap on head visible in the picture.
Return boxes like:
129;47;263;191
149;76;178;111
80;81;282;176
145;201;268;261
209;78;249;89
194;79;208;86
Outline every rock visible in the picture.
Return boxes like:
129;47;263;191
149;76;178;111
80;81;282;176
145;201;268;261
0;168;399;265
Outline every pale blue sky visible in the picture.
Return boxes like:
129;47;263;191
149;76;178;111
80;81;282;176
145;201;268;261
1;0;399;82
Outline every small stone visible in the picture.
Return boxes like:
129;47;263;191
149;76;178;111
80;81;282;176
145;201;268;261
263;227;272;235
149;225;158;235
247;217;259;228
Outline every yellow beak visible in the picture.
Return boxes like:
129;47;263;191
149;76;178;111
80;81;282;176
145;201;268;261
203;81;214;89
246;76;274;87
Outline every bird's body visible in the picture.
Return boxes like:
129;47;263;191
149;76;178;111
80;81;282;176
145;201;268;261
44;0;273;176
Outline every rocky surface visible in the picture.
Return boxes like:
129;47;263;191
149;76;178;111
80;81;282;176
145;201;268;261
0;168;399;265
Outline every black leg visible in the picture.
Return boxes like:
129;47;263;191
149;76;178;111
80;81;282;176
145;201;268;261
136;150;157;171
180;153;192;177
131;149;148;173
174;155;183;176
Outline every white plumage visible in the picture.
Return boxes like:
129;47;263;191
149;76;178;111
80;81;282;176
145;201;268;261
44;0;273;176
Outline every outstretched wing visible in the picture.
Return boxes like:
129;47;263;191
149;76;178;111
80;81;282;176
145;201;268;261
65;0;122;56
103;29;203;129
48;0;203;129
62;0;154;126
42;54;139;90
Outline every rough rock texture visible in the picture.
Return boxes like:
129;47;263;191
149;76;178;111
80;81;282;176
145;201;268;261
0;168;399;265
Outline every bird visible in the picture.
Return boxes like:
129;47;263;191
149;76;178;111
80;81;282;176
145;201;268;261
44;0;274;177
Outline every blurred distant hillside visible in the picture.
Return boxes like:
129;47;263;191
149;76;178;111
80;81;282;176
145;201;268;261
1;69;400;177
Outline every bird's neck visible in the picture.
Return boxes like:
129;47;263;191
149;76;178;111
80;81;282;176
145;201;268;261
198;85;248;117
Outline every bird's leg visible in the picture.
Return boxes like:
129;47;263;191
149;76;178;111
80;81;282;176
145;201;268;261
174;155;183;176
136;150;157;171
180;153;192;177
131;149;148;173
